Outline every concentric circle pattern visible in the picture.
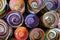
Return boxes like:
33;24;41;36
29;28;45;40
27;0;45;13
6;11;24;28
14;27;28;40
25;14;39;28
42;10;59;28
0;0;59;40
47;28;60;40
0;0;7;12
9;0;25;14
0;19;8;38
45;0;60;11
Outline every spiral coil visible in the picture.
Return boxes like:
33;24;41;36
9;0;25;14
14;27;28;40
6;11;24;28
42;10;59;28
25;14;39;28
0;19;8;38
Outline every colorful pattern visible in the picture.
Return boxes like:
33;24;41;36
58;18;60;28
5;26;13;40
0;19;8;38
14;27;28;40
47;28;60;40
6;11;24;28
58;12;60;28
45;0;60;11
42;10;59;28
0;0;59;39
27;0;46;13
25;14;39;28
29;28;45;40
9;0;25;14
0;0;7;12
